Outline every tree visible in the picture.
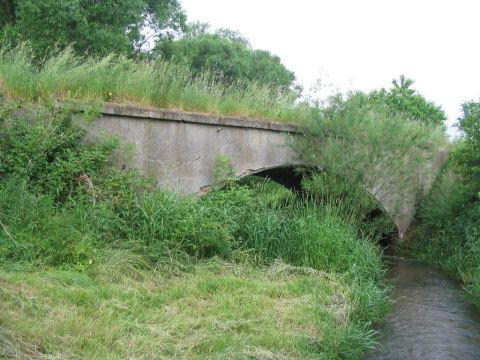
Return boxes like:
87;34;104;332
0;0;16;28
453;100;480;196
157;27;298;92
369;75;446;127
0;0;186;57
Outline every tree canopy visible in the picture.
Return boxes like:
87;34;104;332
368;75;446;127
0;0;187;57
453;100;480;196
0;3;298;92
157;26;298;92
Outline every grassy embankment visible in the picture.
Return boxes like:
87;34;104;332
406;157;480;307
405;101;480;307
0;45;309;122
0;44;454;358
0;92;390;359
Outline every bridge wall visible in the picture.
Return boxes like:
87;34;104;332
78;104;298;193
77;104;446;237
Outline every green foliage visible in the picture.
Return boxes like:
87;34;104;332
369;75;446;127
0;0;15;29
0;44;305;121
0;0;186;58
452;100;480;195
303;172;378;221
0;102;111;201
302;172;396;240
408;100;480;307
0;177;100;266
239;176;294;207
213;155;236;186
294;91;445;221
239;201;383;279
157;30;298;93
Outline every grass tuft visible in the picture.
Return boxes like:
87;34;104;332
0;45;307;122
0;90;391;358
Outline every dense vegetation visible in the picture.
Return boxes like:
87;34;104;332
0;0;187;57
0;45;303;121
158;24;298;93
407;100;480;307
0;1;298;94
0;2;462;357
0;100;392;358
367;75;446;127
294;88;445;235
0;46;449;356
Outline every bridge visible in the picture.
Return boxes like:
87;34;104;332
78;103;447;237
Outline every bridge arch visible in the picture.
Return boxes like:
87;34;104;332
78;103;446;238
238;165;305;192
237;164;399;243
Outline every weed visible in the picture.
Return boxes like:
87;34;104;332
0;96;390;358
0;45;307;122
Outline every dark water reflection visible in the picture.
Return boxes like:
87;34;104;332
368;257;480;360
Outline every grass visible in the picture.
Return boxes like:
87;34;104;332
404;167;480;308
401;101;479;306
0;83;392;359
0;179;390;358
0;45;309;122
0;256;378;360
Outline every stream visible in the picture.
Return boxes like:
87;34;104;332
367;256;480;359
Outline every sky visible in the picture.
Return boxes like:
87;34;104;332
180;0;480;132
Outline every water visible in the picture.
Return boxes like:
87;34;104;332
368;257;480;360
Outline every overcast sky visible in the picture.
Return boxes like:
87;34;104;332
181;0;479;131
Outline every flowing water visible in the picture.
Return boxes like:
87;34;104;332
368;256;480;360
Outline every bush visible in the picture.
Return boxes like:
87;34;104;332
0;101;112;201
408;100;480;306
0;177;100;266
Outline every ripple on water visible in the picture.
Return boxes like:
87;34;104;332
368;258;480;360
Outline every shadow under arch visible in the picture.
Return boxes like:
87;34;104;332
239;165;400;246
244;165;305;192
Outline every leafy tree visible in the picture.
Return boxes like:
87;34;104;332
0;0;16;28
183;21;211;39
452;100;480;196
369;75;446;127
0;0;186;57
157;27;298;92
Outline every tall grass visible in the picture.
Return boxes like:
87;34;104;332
293;93;446;222
406;167;480;308
0;45;307;121
0;179;389;358
407;99;480;307
0;101;390;358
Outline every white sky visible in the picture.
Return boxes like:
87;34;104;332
180;0;480;131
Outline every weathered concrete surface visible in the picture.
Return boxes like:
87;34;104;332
77;103;446;236
373;148;448;236
78;104;300;193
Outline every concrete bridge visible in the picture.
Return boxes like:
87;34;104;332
79;103;447;237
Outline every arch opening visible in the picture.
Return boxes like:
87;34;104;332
239;166;399;246
244;166;304;192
